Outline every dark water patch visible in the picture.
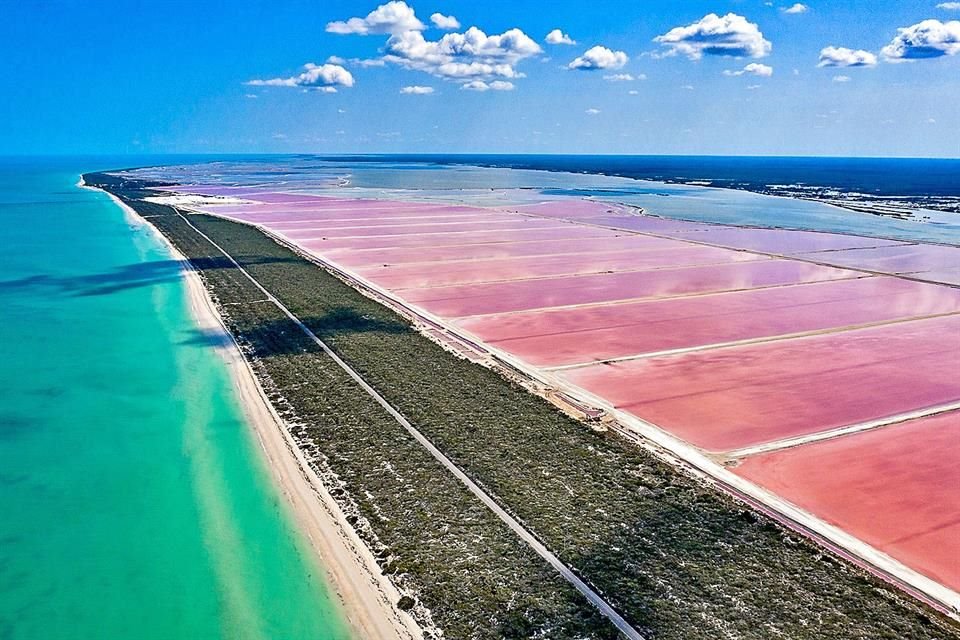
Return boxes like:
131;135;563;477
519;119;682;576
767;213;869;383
179;327;235;349
0;200;100;208
0;255;290;298
0;415;37;442
0;259;185;297
26;386;65;400
0;472;30;488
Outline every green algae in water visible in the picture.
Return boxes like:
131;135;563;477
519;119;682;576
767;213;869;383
0;159;350;640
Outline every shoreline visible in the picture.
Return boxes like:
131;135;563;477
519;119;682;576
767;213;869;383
83;180;419;640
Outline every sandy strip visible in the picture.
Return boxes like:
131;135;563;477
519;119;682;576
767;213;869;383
84;181;419;640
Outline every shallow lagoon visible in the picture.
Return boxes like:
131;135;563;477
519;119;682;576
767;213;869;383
0;158;348;640
132;158;960;245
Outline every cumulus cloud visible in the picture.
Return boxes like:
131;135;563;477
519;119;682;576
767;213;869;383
400;85;435;94
384;26;541;84
545;29;576;45
461;79;515;91
881;19;960;60
832;74;851;82
568;45;628;70
430;12;460;30
604;73;643;81
937;2;960;9
327;1;424;35
817;46;878;67
585;108;601;114
246;63;355;91
723;62;773;76
655;13;772;59
783;3;808;14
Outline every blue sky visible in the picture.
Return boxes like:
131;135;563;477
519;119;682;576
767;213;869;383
2;0;958;156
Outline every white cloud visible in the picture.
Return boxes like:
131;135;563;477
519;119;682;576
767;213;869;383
681;84;695;90
384;26;541;84
723;62;773;76
568;45;628;70
604;73;643;81
545;29;576;45
244;93;258;99
327;1;424;35
430;12;460;30
400;85;435;94
461;79;515;91
832;74;851;82
246;63;355;91
329;55;387;68
881;19;960;60
937;2;960;9
655;13;772;59
628;89;639;95
817;46;877;67
783;3;808;14
585;108;601;114
747;84;761;89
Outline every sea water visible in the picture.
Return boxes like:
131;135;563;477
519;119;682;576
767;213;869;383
0;157;349;639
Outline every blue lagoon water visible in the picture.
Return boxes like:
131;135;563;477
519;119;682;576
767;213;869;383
131;155;960;245
0;157;348;639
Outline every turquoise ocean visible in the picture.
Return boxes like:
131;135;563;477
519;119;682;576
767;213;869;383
0;157;349;640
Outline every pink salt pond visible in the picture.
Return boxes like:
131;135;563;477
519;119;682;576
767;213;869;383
327;235;688;268
797;243;960;275
459;276;960;367
359;244;765;290
735;411;960;591
402;259;859;317
558;314;960;451
203;191;960;594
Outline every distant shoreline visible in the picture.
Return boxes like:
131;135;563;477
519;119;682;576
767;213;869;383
317;154;960;220
82;178;419;640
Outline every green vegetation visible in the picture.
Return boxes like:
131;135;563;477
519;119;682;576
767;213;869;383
86;172;960;640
